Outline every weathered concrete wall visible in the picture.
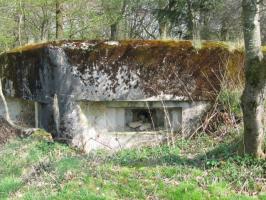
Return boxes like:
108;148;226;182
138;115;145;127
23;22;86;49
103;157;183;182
0;40;244;102
0;97;208;151
0;40;243;151
181;101;211;133
69;100;210;151
0;97;35;127
78;101;183;132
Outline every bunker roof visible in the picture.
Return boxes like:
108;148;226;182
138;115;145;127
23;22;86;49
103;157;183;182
0;40;259;101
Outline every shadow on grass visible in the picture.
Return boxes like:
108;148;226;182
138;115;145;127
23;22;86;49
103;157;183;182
108;137;242;169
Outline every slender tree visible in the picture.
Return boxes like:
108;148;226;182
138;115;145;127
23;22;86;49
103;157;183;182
56;0;64;39
110;23;118;40
157;0;171;39
17;0;24;45
186;0;194;39
101;0;127;40
241;0;265;158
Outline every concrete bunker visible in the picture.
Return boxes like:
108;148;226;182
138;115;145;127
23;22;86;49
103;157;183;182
79;101;182;133
0;40;244;152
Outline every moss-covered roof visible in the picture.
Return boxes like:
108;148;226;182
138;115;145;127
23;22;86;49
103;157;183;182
6;40;236;53
0;40;249;101
6;39;266;54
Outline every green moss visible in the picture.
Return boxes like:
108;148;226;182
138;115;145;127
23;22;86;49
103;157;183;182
8;42;49;53
6;40;84;53
5;39;235;54
262;46;266;54
30;130;53;142
201;40;231;50
118;39;193;48
5;39;265;57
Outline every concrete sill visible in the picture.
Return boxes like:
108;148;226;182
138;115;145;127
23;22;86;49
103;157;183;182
109;130;168;136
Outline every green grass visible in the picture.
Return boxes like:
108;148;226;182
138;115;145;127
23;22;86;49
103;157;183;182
0;131;265;200
0;177;22;199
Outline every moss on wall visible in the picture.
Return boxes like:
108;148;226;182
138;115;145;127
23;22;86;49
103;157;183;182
61;40;245;99
2;40;265;101
0;48;43;98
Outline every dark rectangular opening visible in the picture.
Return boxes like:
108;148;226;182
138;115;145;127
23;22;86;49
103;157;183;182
125;108;165;131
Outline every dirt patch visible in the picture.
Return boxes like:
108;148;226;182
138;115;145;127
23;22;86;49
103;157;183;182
0;118;22;146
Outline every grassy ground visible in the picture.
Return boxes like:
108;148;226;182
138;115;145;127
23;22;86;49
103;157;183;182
0;129;265;200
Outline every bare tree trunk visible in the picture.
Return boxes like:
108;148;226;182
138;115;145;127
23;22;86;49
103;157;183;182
186;0;200;41
158;0;172;39
40;6;49;41
56;0;64;39
110;23;118;40
123;17;128;39
158;0;167;39
159;21;169;39
221;20;229;41
18;0;23;46
241;0;265;158
110;0;127;40
186;0;194;40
